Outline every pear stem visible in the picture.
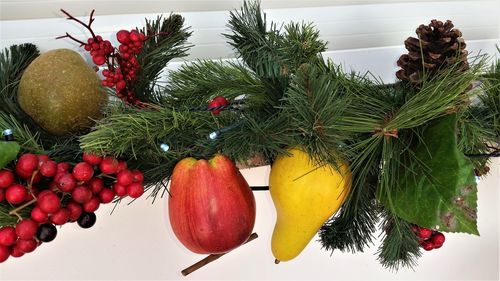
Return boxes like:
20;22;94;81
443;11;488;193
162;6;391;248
181;232;258;276
274;259;281;264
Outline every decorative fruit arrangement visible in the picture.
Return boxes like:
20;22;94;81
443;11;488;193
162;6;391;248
168;154;256;254
412;225;446;251
17;48;106;136
0;149;145;263
268;147;352;262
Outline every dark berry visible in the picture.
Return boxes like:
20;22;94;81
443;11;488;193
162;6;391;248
15;219;38;240
36;224;57;242
73;162;94;182
77;212;96;229
0;227;17;246
5;184;28;204
0;170;14;188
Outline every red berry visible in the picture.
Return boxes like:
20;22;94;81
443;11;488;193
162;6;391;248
113;183;127;197
131;170;144;183
431;232;446;248
57;162;71;174
99;157;119;175
129;31;141;42
127;183;144;198
15;166;32;179
72;186;93;204
418;227;433;239
37;191;61;214
99;188;115;204
83;152;102;166
31;207;48;223
16;239;37;253
0;189;4;202
116;30;130;44
116;160;127;173
5;184;28;204
0;170;15;188
0;245;10;263
421;241;434;251
50;208;70;225
37;154;50;166
16;153;38;175
73;162;94;182
57;173;77;192
116;80;126;91
92;55;106;65
66;201;83;222
15;219;38;240
10;246;24;258
0;227;17;246
83;197;100;213
208;96;229;115
89;178;104;194
117;170;134;186
39;160;57;177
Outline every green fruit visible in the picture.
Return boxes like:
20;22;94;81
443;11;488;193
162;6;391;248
18;49;107;136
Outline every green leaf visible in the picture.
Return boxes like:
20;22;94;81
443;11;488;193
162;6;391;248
0;141;20;169
390;114;479;235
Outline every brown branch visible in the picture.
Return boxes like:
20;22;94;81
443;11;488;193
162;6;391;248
55;33;86;46
181;233;258;276
60;9;97;39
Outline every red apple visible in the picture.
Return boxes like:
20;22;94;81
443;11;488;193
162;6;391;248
168;154;256;254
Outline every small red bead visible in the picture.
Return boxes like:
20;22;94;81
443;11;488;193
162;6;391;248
99;157;119;175
37;191;61;214
83;152;102;166
73;162;94;182
0;227;17;246
16;153;38;175
131;170;144;183
127;183;144;198
99;188;115;204
0;170;14;189
5;184;28;205
421;241;434;251
83;197;100;213
116;30;130;44
431;232;446;248
57;162;71;174
113;183;127;197
31;206;48;223
0;245;10;263
15;219;38;240
50;208;70;225
418;227;433;240
10;246;24;258
57;173;77;192
117;170;134;186
89;178;104;194
16;239;37;253
92;56;106;66
39;160;57;177
0;189;4;202
72;186;93;204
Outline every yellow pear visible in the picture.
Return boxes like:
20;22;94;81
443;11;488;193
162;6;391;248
269;147;352;262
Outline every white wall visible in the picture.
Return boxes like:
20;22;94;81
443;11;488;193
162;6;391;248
0;2;499;280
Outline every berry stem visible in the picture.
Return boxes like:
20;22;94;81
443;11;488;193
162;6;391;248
8;198;37;218
59;9;98;40
55;33;86;46
97;173;117;180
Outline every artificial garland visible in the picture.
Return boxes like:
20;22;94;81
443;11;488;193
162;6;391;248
0;0;499;273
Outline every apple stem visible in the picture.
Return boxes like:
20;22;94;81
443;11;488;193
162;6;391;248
181;232;259;276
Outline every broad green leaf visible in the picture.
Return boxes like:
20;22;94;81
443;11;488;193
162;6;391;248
0;141;20;169
390;114;478;235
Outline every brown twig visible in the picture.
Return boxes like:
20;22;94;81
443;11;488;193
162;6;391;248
181;233;258;276
60;9;97;39
8;198;37;220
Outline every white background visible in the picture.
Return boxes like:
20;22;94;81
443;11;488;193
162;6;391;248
0;2;499;280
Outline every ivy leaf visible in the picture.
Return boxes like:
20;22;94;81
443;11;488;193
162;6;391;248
390;114;478;235
0;141;20;169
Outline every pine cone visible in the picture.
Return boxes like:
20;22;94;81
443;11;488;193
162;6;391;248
396;20;469;85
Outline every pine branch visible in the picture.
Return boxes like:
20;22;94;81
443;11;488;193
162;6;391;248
0;112;44;154
377;211;422;271
133;14;192;103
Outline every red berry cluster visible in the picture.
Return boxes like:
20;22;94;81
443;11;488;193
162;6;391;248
84;35;114;66
0;152;145;263
207;96;230;115
58;9;147;106
412;225;446;251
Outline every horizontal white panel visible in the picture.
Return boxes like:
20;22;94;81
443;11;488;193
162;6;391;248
1;1;499;60
0;0;469;20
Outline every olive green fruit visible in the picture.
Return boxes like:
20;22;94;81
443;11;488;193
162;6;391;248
18;48;107;136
